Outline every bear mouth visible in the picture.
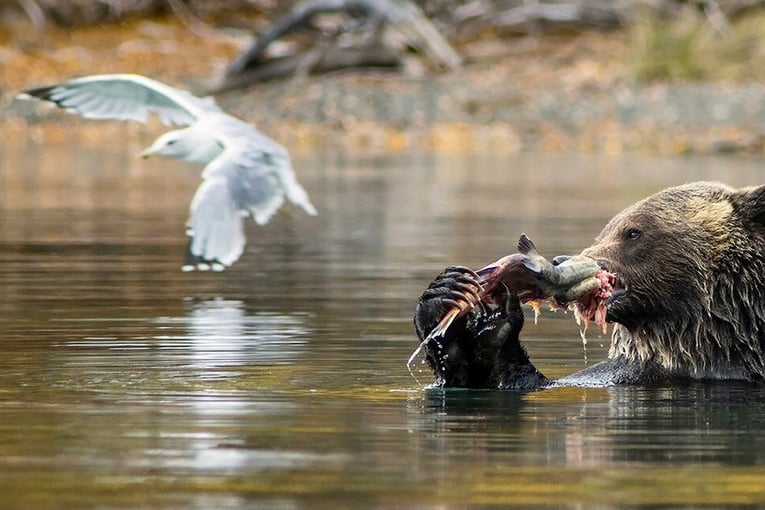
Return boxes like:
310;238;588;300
594;260;626;291
572;264;620;333
610;275;626;292
593;261;628;320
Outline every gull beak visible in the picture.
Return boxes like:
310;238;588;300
139;138;164;159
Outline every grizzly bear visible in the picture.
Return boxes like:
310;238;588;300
413;181;765;389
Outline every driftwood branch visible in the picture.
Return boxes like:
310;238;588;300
219;0;460;90
14;0;46;28
217;46;401;92
217;0;765;90
429;0;765;36
442;0;629;35
6;0;765;91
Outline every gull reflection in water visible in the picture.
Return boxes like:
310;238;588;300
155;299;322;474
173;297;310;370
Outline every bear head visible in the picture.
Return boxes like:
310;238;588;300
581;181;765;381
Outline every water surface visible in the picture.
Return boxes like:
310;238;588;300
1;144;765;508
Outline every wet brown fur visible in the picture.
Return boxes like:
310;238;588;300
581;181;765;381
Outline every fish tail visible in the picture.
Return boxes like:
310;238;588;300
426;308;460;341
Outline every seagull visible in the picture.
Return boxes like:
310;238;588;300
17;73;317;271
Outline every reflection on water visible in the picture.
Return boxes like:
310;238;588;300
411;383;765;506
1;143;765;507
179;298;309;367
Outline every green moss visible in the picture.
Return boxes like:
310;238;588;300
628;9;765;82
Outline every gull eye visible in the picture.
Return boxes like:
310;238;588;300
167;140;177;145
625;227;642;241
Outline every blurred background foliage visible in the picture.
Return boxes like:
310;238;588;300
629;7;765;82
2;1;765;84
3;1;765;83
6;1;765;154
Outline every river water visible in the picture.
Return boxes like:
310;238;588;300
1;143;765;508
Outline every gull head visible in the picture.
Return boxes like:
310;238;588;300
140;126;224;165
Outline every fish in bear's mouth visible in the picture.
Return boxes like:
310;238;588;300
573;267;619;335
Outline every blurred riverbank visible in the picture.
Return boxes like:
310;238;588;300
4;13;765;155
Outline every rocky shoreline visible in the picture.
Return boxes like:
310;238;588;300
222;72;765;154
4;19;765;155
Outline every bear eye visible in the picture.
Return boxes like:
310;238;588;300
624;227;642;241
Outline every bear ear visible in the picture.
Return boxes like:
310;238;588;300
737;185;765;226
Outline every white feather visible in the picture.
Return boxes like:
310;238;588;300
18;73;317;270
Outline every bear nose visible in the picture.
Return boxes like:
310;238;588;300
551;255;571;266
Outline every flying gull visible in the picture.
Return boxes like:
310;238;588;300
17;73;317;271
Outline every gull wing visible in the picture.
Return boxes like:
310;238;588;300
17;73;221;126
183;123;317;270
203;122;317;225
184;177;246;271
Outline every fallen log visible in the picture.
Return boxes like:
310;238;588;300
219;0;460;90
215;46;401;92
